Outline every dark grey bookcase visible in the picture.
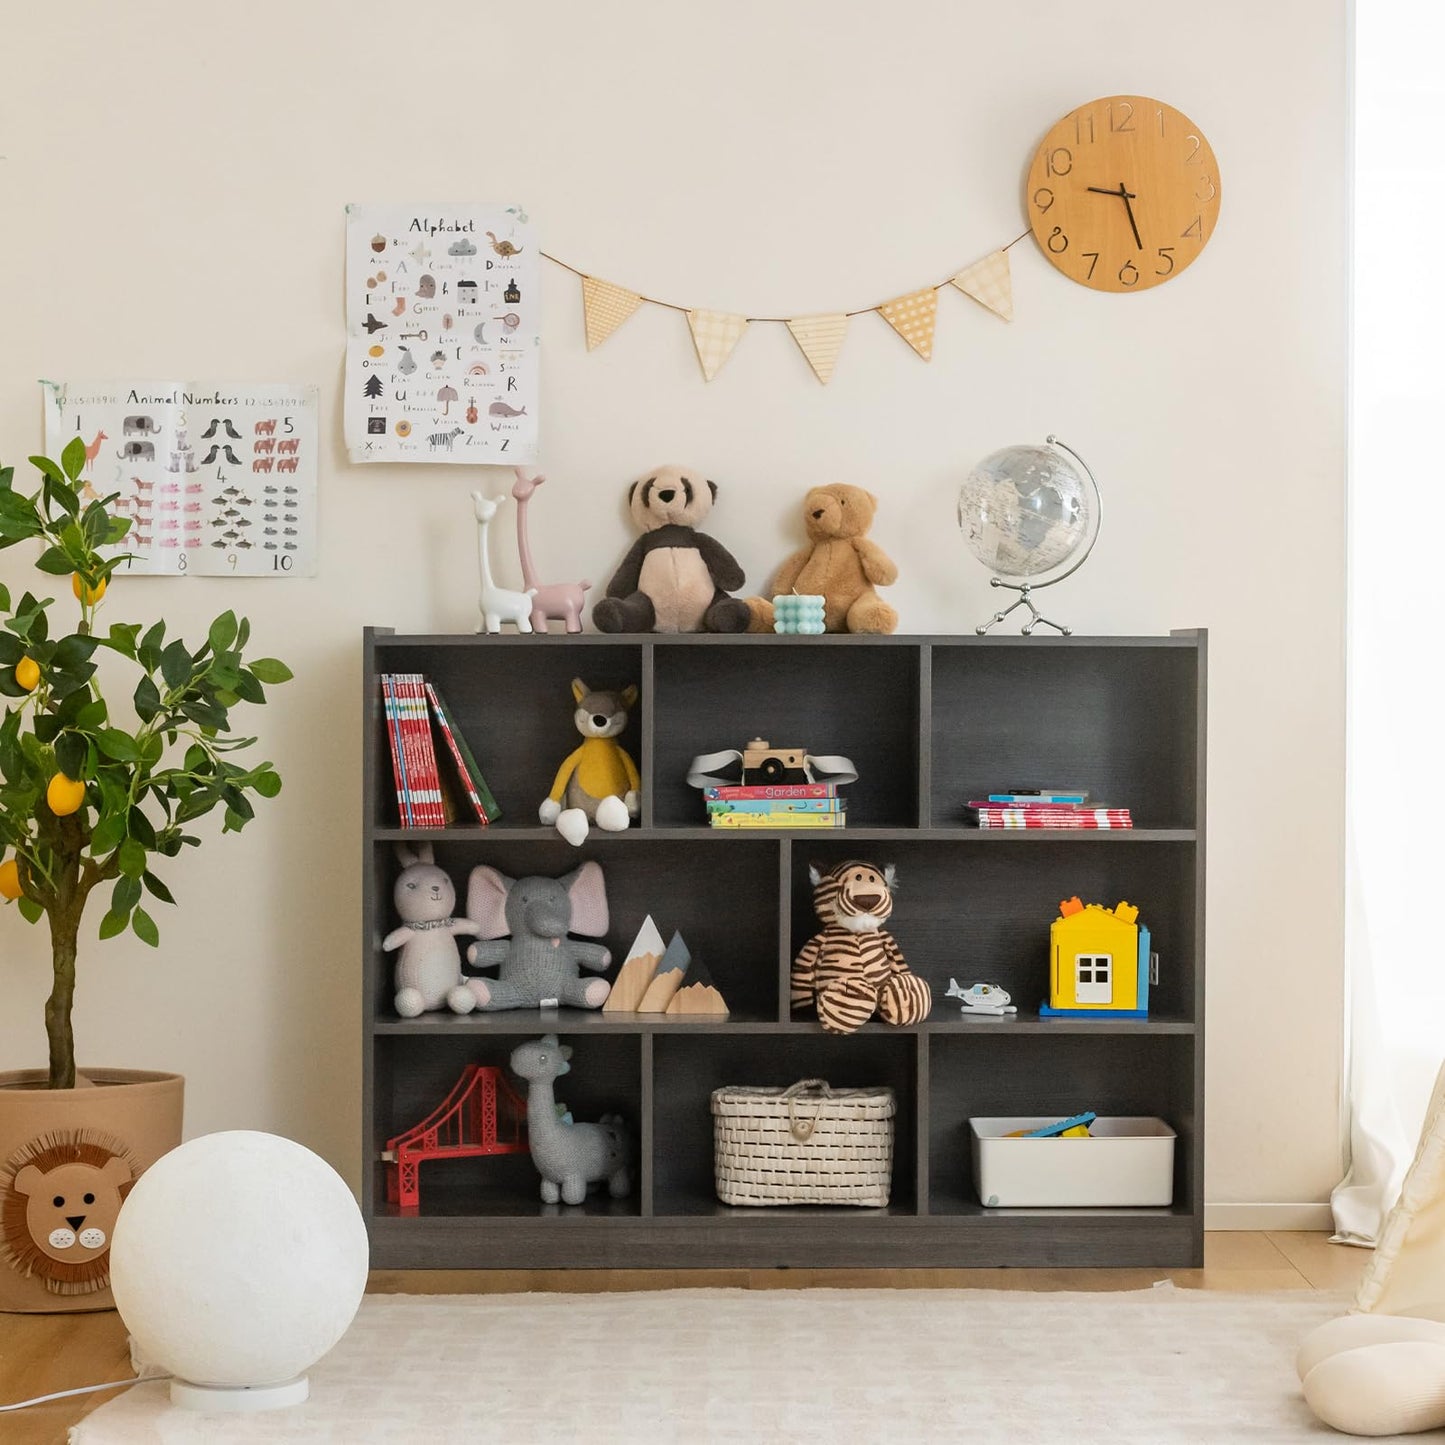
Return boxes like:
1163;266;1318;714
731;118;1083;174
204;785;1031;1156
362;628;1206;1269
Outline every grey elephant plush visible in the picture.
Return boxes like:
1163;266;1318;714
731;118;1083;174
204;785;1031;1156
447;861;613;1013
510;1035;633;1204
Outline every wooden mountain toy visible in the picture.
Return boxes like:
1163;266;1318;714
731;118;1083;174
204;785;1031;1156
636;931;691;1012
665;953;728;1016
603;916;665;1013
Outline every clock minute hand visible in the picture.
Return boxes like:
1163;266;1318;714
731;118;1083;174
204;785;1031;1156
1118;181;1143;249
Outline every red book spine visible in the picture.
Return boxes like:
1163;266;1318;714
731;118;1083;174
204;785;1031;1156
426;681;487;825
973;808;1133;829
400;674;441;827
381;675;413;827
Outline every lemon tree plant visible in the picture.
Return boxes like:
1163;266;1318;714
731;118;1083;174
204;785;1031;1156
0;441;291;1089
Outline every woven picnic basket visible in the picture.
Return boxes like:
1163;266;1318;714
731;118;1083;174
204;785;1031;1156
711;1079;895;1206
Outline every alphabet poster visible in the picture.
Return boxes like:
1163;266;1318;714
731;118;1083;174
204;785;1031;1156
41;381;319;577
343;203;539;465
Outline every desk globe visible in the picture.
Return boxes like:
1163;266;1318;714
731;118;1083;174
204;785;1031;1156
958;436;1101;635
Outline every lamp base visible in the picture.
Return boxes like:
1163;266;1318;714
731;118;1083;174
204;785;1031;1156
170;1375;309;1413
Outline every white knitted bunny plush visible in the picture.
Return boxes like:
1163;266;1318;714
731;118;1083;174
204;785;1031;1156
382;842;479;1017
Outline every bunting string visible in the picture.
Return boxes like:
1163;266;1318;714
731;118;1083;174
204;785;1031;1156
540;227;1031;384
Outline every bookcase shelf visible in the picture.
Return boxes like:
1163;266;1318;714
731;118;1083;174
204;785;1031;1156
363;628;1206;1269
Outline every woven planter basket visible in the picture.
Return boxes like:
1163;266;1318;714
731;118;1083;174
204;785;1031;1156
711;1079;895;1207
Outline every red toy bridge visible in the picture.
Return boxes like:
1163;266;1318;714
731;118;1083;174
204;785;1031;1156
383;1064;529;1212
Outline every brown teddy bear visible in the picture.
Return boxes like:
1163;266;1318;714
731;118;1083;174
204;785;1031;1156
746;484;899;634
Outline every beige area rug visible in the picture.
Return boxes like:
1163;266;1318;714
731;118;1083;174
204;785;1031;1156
73;1286;1350;1443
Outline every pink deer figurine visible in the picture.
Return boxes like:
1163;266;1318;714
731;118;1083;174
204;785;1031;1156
511;468;590;634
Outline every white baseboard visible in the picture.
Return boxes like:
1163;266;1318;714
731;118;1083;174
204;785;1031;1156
1205;1202;1336;1231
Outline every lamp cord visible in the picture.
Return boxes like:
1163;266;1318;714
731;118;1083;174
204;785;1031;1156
0;1372;172;1413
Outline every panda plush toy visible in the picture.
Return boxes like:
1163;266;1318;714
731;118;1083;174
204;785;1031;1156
593;465;751;634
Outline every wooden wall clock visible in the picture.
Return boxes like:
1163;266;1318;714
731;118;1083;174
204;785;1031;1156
1025;95;1221;293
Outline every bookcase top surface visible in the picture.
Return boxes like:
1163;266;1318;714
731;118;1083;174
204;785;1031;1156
367;628;1205;649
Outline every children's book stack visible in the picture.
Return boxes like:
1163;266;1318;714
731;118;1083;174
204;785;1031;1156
964;789;1132;830
705;783;847;829
381;673;502;827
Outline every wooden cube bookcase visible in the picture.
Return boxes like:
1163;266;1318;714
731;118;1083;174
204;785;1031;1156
362;628;1206;1269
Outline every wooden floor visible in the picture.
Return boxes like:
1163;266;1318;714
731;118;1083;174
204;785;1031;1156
0;1232;1365;1444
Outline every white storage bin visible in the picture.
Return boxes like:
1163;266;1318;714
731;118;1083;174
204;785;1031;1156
969;1116;1176;1208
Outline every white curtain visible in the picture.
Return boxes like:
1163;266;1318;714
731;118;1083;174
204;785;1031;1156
1339;0;1445;1242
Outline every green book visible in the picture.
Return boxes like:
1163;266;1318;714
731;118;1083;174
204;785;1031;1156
425;682;502;824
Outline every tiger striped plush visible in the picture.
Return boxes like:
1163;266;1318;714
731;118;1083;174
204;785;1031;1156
792;860;932;1034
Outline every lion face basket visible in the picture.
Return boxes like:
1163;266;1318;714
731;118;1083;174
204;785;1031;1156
711;1080;895;1207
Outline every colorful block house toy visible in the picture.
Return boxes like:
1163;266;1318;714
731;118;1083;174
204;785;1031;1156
1039;896;1152;1020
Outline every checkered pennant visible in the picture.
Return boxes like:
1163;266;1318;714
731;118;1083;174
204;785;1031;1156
582;276;644;350
686;309;749;381
877;287;938;361
951;249;1013;322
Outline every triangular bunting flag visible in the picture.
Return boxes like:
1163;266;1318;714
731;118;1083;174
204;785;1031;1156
877;287;938;361
581;275;643;351
951;249;1013;322
686;309;749;381
786;313;848;385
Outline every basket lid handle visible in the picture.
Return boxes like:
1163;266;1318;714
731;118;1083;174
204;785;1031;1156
783;1079;831;1142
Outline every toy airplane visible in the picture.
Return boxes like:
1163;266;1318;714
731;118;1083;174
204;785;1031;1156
945;979;1018;1016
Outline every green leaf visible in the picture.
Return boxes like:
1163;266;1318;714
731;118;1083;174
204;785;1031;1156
103;623;140;659
252;768;283;799
139;733;163;766
249;658;293;685
0;582;9;610
53;635;98;669
95;729;139;762
35;546;74;576
160;639;191;690
75;699;107;730
118;839;146;879
17;897;42;925
128;807;157;848
60;437;87;481
232;671;264;705
98;908;129;940
28;455;64;485
141;870;175;905
90;812;126;854
207;612;238;654
0;633;21;666
131;907;159;947
47;478;81;519
54;732;86;780
112;876;141;913
132;675;161;721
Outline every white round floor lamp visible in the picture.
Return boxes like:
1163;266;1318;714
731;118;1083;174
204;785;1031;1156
109;1130;369;1413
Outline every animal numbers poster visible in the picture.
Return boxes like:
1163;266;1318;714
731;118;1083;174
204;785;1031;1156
343;203;539;465
42;381;319;577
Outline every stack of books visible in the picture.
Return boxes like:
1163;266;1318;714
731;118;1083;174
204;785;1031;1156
704;783;847;829
964;789;1132;831
381;673;502;828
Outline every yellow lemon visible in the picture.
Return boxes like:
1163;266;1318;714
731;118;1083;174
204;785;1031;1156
0;859;20;901
14;657;39;691
46;773;85;817
71;574;107;605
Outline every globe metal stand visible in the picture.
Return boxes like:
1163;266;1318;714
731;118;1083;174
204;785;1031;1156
973;436;1102;637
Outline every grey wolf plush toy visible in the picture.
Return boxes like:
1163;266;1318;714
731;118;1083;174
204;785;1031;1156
449;861;613;1012
592;465;751;634
510;1035;633;1204
382;843;479;1017
540;678;641;846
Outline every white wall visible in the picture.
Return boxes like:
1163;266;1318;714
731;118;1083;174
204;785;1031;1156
0;0;1346;1214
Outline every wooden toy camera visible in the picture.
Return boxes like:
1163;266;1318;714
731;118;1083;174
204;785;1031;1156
742;738;810;785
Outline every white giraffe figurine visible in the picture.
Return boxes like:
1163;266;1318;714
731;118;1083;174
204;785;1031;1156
472;491;536;634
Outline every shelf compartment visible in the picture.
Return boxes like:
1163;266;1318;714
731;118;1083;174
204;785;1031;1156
649;642;922;829
370;1032;644;1221
789;838;1198;1024
926;1033;1196;1218
374;1008;781;1035
369;639;646;830
650;1032;918;1218
368;837;782;1023
928;641;1201;830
